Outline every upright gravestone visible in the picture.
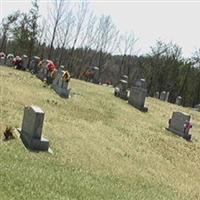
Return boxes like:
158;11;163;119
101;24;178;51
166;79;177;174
160;91;166;101
37;65;47;81
19;106;49;151
165;92;170;102
51;69;71;98
128;79;148;112
0;52;6;65
176;96;182;106
91;67;100;84
155;91;160;99
194;104;200;112
6;54;14;66
121;75;128;82
166;112;192;141
30;56;40;73
114;79;128;100
22;55;28;70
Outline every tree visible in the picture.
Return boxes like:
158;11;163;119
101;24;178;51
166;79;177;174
0;11;20;52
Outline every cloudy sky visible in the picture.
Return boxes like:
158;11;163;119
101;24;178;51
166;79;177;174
1;0;200;57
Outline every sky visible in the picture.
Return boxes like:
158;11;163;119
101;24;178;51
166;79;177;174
1;0;200;57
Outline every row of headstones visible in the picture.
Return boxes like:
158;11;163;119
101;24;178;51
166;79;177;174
19;104;192;153
114;76;148;112
114;77;192;141
0;53;40;72
155;91;182;106
1;53;71;99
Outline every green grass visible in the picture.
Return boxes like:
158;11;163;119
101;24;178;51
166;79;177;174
0;66;200;200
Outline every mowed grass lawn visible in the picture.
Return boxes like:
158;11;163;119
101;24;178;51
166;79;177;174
0;66;200;200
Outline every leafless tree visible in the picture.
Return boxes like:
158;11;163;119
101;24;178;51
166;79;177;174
67;1;89;71
47;0;66;59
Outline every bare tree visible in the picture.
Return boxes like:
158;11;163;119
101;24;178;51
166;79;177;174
47;0;66;59
67;1;89;71
118;32;137;77
0;11;20;52
92;15;119;78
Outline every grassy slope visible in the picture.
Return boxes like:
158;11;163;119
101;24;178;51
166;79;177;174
0;66;200;200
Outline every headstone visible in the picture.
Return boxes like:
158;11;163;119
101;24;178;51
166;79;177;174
134;78;147;89
165;92;170;102
176;96;182;106
22;55;28;70
155;91;160;99
51;69;71;98
194;104;200;112
166;112;192;140
160;91;166;101
30;56;40;73
0;52;6;65
128;79;148;112
19;106;49;151
114;79;128;100
6;54;14;66
91;67;100;84
36;65;47;81
121;75;128;82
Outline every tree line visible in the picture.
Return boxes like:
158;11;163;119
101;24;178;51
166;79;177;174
1;0;200;107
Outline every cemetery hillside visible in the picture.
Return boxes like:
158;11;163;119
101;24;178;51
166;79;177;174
1;66;200;200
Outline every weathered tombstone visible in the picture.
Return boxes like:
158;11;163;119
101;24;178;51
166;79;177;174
194;104;200;112
0;52;6;65
91;66;100;84
155;91;160;99
37;65;48;81
51;69;71;98
176;96;182;106
22;55;29;70
166;112;192;141
19;106;49;151
128;79;148;112
160;91;166;101
121;75;128;82
114;79;128;100
30;56;40;73
165;92;170;102
6;54;14;66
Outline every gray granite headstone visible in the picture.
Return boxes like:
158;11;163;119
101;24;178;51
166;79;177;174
160;91;166;101
155;91;160;99
6;54;14;66
51;69;71;98
166;112;192;140
176;96;182;106
194;104;200;112
30;56;40;73
22;55;28;69
128;79;148;112
121;75;128;82
0;56;6;65
165;92;170;102
37;66;47;81
114;79;128;100
19;106;49;151
92;67;100;84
